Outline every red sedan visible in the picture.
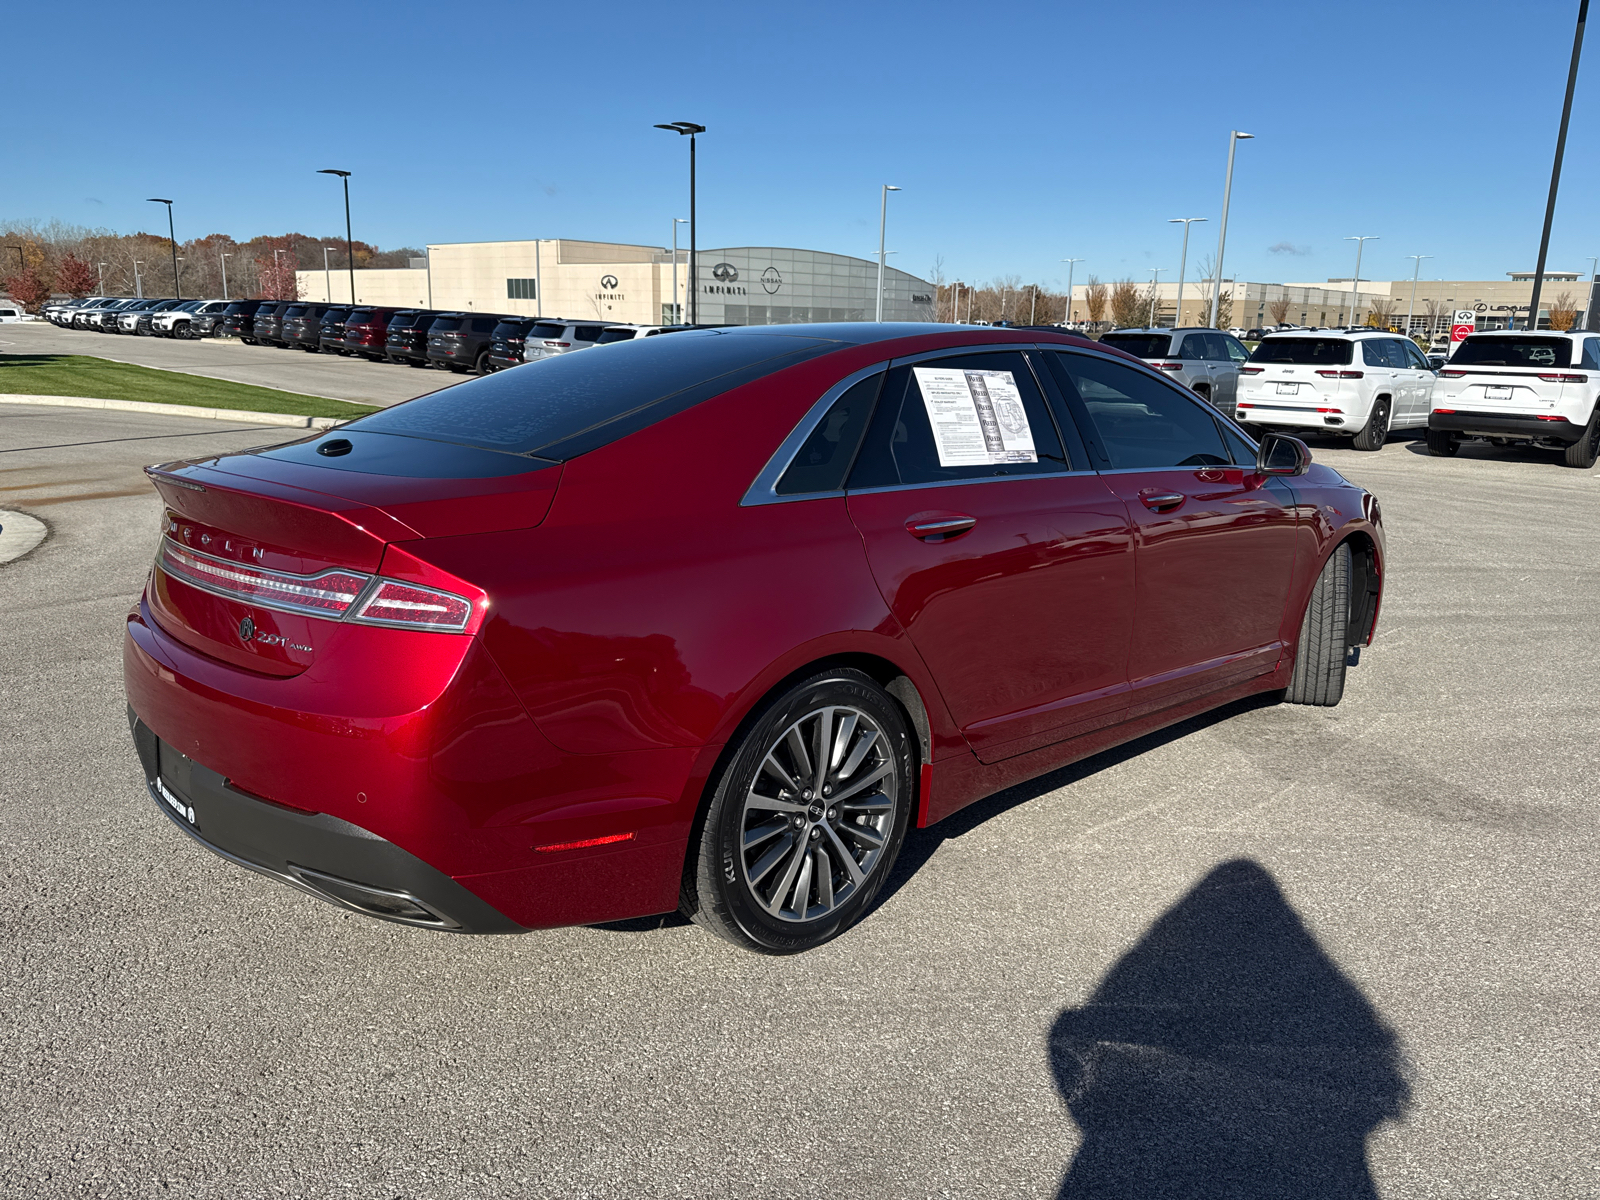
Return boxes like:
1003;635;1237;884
125;325;1384;953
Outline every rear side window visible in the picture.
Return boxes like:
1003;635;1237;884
349;330;838;459
1584;339;1600;370
1451;336;1573;368
1252;338;1353;365
574;325;605;343
1100;333;1172;359
847;351;1068;489
1046;352;1229;469
776;373;883;495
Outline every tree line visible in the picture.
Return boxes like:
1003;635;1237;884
0;219;423;311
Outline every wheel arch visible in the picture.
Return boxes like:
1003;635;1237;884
1336;529;1382;647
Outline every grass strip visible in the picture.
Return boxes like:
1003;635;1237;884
0;354;380;419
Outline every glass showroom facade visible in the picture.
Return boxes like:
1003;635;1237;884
691;247;935;325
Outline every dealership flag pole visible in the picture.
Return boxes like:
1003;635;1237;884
1527;0;1588;331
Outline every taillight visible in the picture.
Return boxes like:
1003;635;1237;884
1315;407;1345;414
1240;366;1265;374
1315;370;1364;379
1432;408;1456;414
160;539;369;618
1536;414;1571;422
544;340;570;347
1151;362;1184;371
1538;373;1587;383
349;580;473;631
1440;370;1465;378
1236;402;1256;409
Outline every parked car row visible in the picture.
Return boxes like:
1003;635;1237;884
43;295;232;338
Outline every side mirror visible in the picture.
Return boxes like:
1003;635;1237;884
1257;432;1312;476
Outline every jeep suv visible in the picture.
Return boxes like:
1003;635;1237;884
219;299;269;342
279;303;333;351
383;310;441;367
318;307;353;355
521;318;608;362
156;299;230;339
1237;330;1435;450
1428;330;1600;468
254;301;296;348
426;313;505;373
487;317;538;370
1099;327;1253;408
341;307;400;360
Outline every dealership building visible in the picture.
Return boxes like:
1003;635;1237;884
297;239;936;326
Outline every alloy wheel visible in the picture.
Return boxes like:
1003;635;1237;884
738;704;898;923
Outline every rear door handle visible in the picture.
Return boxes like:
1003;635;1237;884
906;514;977;539
1139;491;1186;512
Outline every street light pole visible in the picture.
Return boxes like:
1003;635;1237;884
1148;268;1165;326
1344;236;1378;326
1584;256;1599;332
1168;218;1207;328
1405;254;1433;338
950;282;960;324
97;262;107;295
1526;0;1588;331
1061;258;1083;326
653;123;706;323
317;170;356;306
876;184;901;322
671;217;687;323
146;199;179;301
1208;131;1254;328
133;260;144;299
323;247;335;302
220;253;231;301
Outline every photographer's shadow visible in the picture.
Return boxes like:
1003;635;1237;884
1048;860;1410;1199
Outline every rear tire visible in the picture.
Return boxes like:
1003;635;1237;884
682;668;916;954
1286;542;1352;707
1352;399;1391;451
1563;406;1600;469
474;351;492;375
1425;427;1459;456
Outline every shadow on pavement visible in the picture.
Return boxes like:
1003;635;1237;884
1048;859;1410;1198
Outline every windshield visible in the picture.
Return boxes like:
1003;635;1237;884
1451;336;1573;368
349;330;837;459
1251;338;1354;365
1100;333;1173;359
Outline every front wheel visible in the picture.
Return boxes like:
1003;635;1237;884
1425;427;1459;456
1286;542;1352;707
1563;407;1600;469
683;668;916;954
1352;399;1391;451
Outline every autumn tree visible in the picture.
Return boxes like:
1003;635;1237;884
1109;278;1144;329
1266;295;1291;325
1366;296;1397;329
1548;291;1579;331
254;253;301;301
3;269;54;312
1084;277;1108;327
56;253;98;297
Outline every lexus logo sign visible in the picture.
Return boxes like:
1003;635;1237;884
712;262;739;282
600;274;619;289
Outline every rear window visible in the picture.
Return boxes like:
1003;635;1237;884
283;305;308;318
529;322;567;340
348;330;839;460
347;308;375;323
1251;338;1354;365
430;317;461;333
1100;333;1173;358
321;309;348;323
596;328;637;344
1451;336;1573;368
491;320;529;338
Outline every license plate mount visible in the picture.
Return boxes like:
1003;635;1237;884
1276;382;1299;396
1484;385;1513;401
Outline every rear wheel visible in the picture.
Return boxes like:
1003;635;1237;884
1425;427;1459;456
1286;542;1352;707
1352;399;1391;451
683;668;915;954
474;350;492;375
1563;406;1600;469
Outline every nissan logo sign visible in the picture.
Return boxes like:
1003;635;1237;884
712;263;739;282
760;267;782;294
600;274;619;289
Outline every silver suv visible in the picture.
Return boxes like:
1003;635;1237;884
1099;327;1253;408
522;319;608;361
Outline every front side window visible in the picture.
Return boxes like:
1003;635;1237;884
847;352;1068;489
1047;352;1229;469
1583;339;1600;370
1223;335;1251;363
1401;341;1431;370
777;373;883;495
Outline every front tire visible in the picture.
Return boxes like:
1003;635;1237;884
1563;406;1600;469
1425;427;1459;456
1352;399;1391;451
683;668;915;954
1286;542;1352;707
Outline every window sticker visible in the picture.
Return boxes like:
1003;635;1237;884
912;367;1038;467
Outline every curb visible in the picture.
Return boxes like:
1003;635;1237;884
0;510;47;566
0;394;349;429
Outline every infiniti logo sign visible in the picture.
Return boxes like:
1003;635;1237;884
712;262;738;282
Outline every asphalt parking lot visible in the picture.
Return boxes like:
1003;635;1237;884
1;401;1596;1198
0;322;444;407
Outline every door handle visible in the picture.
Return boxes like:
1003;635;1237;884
905;513;977;539
1139;491;1186;512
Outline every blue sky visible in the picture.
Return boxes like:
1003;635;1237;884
6;1;1596;289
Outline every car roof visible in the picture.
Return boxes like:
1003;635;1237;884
1465;329;1585;337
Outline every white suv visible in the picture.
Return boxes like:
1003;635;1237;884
1236;330;1435;450
1427;330;1600;468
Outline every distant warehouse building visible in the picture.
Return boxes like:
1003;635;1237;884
297;238;936;325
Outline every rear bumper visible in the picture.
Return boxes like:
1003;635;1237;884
1234;402;1352;430
1430;410;1584;444
129;708;526;934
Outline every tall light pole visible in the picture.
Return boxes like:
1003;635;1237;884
1208;131;1254;328
317;169;356;306
654;122;705;323
97;262;108;295
670;218;688;323
1405;254;1433;338
1147;268;1166;327
1168;218;1207;328
133;259;144;299
272;248;285;300
1061;258;1083;325
1526;0;1587;330
220;252;231;301
1583;256;1599;332
950;281;961;324
1344;236;1378;326
875;184;901;322
323;246;336;302
146;198;179;301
